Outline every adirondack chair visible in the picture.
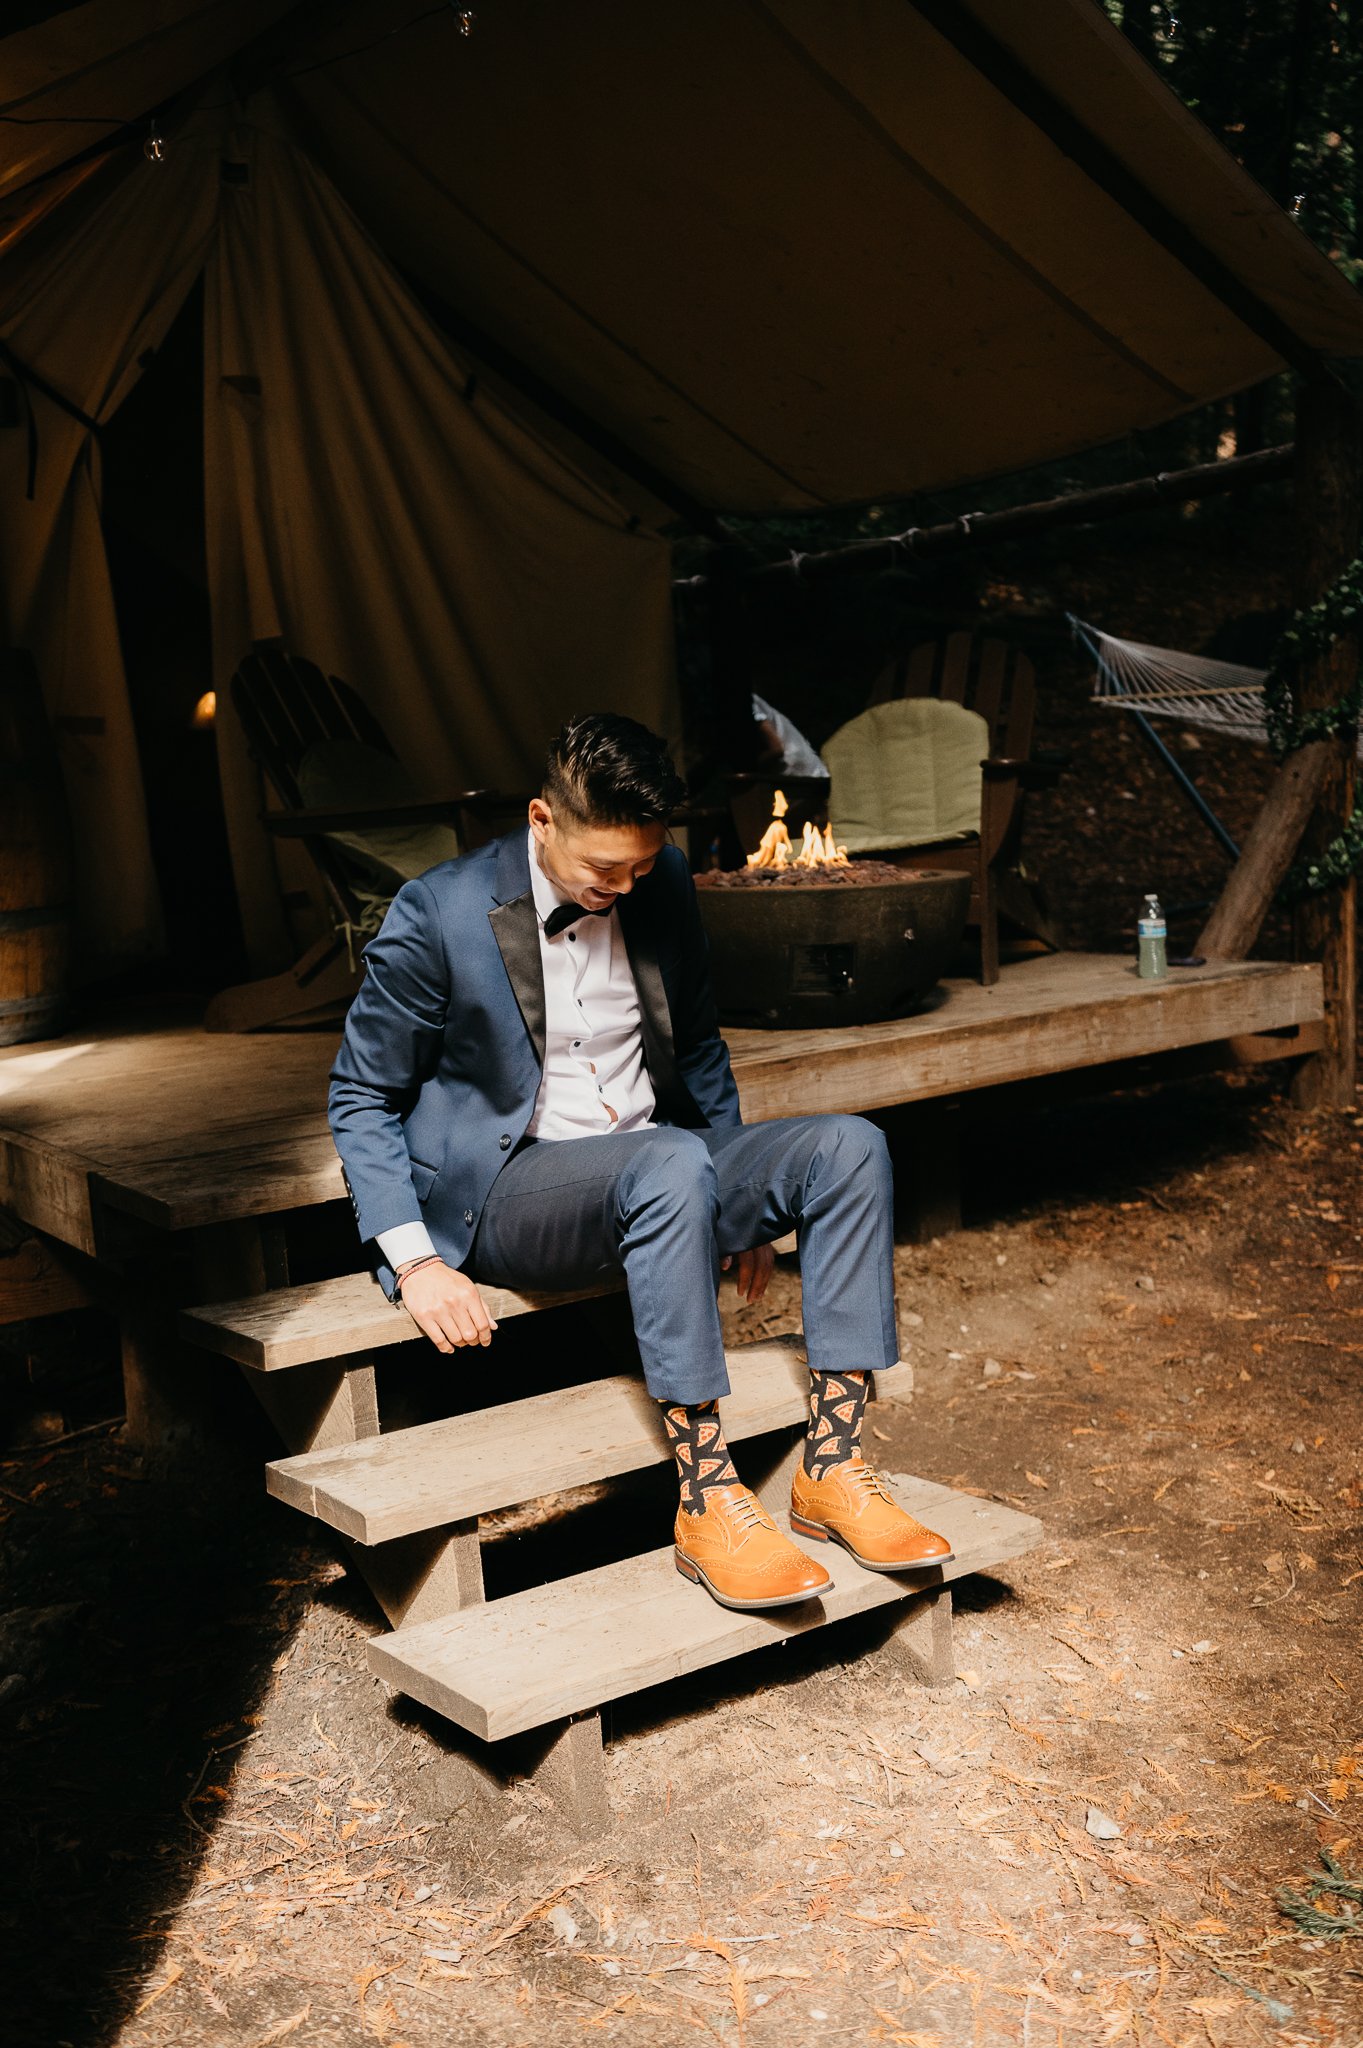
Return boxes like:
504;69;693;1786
851;631;1064;980
823;635;1062;986
205;645;517;1032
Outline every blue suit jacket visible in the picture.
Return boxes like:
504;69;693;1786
328;830;743;1294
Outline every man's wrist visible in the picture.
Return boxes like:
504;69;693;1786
395;1253;445;1296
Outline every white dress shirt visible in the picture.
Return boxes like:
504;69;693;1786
377;828;656;1272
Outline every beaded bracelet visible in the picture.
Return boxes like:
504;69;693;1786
395;1254;443;1296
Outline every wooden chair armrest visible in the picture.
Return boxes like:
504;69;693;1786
979;770;1017;864
982;755;1065;791
264;795;495;835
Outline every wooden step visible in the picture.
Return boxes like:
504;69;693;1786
367;1474;1042;1742
181;1269;621;1371
266;1336;910;1541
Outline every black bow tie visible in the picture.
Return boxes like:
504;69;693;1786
543;901;611;939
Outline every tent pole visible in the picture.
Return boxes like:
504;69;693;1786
674;444;1294;591
1288;371;1362;1109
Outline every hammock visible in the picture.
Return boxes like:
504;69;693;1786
1069;612;1363;760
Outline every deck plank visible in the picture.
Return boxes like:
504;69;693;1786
726;955;1323;1119
266;1334;820;1539
367;1474;1043;1741
182;1269;621;1370
0;955;1324;1245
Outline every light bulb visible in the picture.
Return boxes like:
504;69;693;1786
144;121;167;162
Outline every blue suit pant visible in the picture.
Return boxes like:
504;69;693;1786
467;1114;898;1404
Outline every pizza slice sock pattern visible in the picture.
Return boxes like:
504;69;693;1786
802;1369;870;1480
661;1399;739;1512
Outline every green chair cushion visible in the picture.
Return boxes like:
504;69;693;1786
823;698;988;853
296;739;461;937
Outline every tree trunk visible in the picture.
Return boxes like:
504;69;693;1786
1289;371;1362;1109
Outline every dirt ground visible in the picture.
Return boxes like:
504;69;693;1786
6;504;1363;2046
5;1066;1363;2048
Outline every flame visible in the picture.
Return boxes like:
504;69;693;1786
745;789;849;870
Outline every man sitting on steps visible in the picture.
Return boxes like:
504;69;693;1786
329;712;953;1611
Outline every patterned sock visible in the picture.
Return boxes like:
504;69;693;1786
661;1399;739;1512
803;1370;870;1480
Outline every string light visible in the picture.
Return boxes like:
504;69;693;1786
455;6;477;33
143;117;167;162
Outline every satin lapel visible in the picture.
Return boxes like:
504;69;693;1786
489;895;545;1068
488;834;544;1068
619;897;681;1110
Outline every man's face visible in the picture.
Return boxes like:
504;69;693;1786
529;797;667;911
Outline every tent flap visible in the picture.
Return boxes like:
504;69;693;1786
6;0;1363;516
205;106;676;969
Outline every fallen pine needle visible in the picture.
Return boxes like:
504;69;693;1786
1048;1632;1107;1668
248;2008;312;2047
134;1962;183;2016
686;1933;749;2046
479;1864;615;1957
355;1962;386;2021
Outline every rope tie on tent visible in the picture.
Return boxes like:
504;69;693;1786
0;335;101;498
787;549;807;580
891;526;922;560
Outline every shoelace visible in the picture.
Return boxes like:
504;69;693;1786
721;1489;777;1536
844;1460;896;1507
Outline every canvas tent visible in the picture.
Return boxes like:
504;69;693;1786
4;0;1363;976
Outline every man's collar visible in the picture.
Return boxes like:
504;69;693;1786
526;826;574;924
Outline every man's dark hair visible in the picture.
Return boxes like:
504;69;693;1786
543;712;686;827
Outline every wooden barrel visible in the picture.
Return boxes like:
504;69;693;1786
0;651;73;1047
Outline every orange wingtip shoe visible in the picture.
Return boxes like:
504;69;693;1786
674;1483;832;1611
790;1457;955;1572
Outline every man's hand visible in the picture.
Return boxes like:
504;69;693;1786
722;1244;775;1304
397;1260;498;1351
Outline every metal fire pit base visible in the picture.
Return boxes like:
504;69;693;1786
696;869;972;1029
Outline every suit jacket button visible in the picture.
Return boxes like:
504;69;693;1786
498;1133;512;1150
463;1208;474;1226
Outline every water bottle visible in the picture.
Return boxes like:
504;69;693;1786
1137;892;1168;980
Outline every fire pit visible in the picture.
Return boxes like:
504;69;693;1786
694;792;971;1028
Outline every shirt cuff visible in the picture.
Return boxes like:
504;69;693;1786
375;1220;438;1271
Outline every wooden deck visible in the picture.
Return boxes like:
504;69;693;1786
0;955;1315;1828
0;952;1324;1255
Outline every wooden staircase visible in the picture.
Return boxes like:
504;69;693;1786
182;1273;1041;1831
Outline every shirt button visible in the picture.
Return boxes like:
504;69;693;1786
498;1133;511;1150
463;1208;474;1226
